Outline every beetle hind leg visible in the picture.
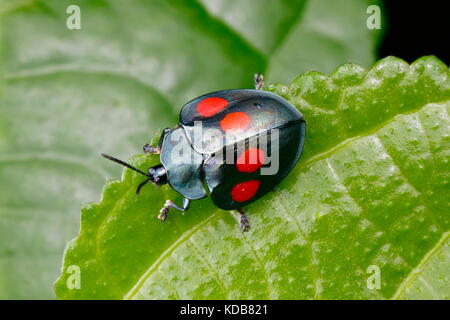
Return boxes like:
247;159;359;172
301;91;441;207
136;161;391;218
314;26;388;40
158;198;190;222
237;208;250;232
254;73;264;90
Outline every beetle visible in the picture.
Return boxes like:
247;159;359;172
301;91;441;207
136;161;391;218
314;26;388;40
102;74;305;231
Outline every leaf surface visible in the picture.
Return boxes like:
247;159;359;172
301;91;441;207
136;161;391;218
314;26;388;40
393;232;449;299
55;56;450;299
0;0;380;298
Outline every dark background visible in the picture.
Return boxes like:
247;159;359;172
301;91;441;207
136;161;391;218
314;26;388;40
380;1;450;64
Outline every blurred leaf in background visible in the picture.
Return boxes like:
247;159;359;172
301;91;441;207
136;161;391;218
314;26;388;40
0;0;381;298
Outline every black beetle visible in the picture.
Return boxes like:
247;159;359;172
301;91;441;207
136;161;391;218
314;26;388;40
102;74;305;231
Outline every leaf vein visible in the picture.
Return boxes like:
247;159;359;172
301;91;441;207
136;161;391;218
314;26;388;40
123;210;223;299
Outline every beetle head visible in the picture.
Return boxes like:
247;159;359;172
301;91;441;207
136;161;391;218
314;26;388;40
147;164;167;186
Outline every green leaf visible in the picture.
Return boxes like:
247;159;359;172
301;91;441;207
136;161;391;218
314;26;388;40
55;56;450;299
0;0;381;298
393;232;449;299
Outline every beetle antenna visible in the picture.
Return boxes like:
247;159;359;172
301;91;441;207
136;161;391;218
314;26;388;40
101;153;149;177
136;178;151;195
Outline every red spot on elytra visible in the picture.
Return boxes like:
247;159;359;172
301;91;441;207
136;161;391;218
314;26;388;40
220;112;250;133
197;97;228;117
231;180;260;202
236;148;265;173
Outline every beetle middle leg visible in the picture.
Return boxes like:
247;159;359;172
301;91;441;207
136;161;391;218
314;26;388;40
143;144;160;154
237;208;250;232
158;198;190;222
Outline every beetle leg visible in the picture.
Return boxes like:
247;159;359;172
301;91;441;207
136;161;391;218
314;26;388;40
254;73;264;90
181;198;191;213
143;143;160;154
143;128;171;154
157;198;190;222
237;208;250;232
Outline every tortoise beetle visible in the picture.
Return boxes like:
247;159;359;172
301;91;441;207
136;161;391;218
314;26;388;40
102;74;305;231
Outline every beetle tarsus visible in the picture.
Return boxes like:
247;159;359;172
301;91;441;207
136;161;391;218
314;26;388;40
238;208;250;232
157;199;190;222
254;73;264;90
143;143;160;154
158;208;168;222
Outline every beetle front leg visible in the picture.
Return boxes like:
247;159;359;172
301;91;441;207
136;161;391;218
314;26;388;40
237;208;250;232
143;128;171;154
158;198;190;222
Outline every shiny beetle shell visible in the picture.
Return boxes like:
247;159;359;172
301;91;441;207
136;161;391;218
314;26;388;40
160;89;305;210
